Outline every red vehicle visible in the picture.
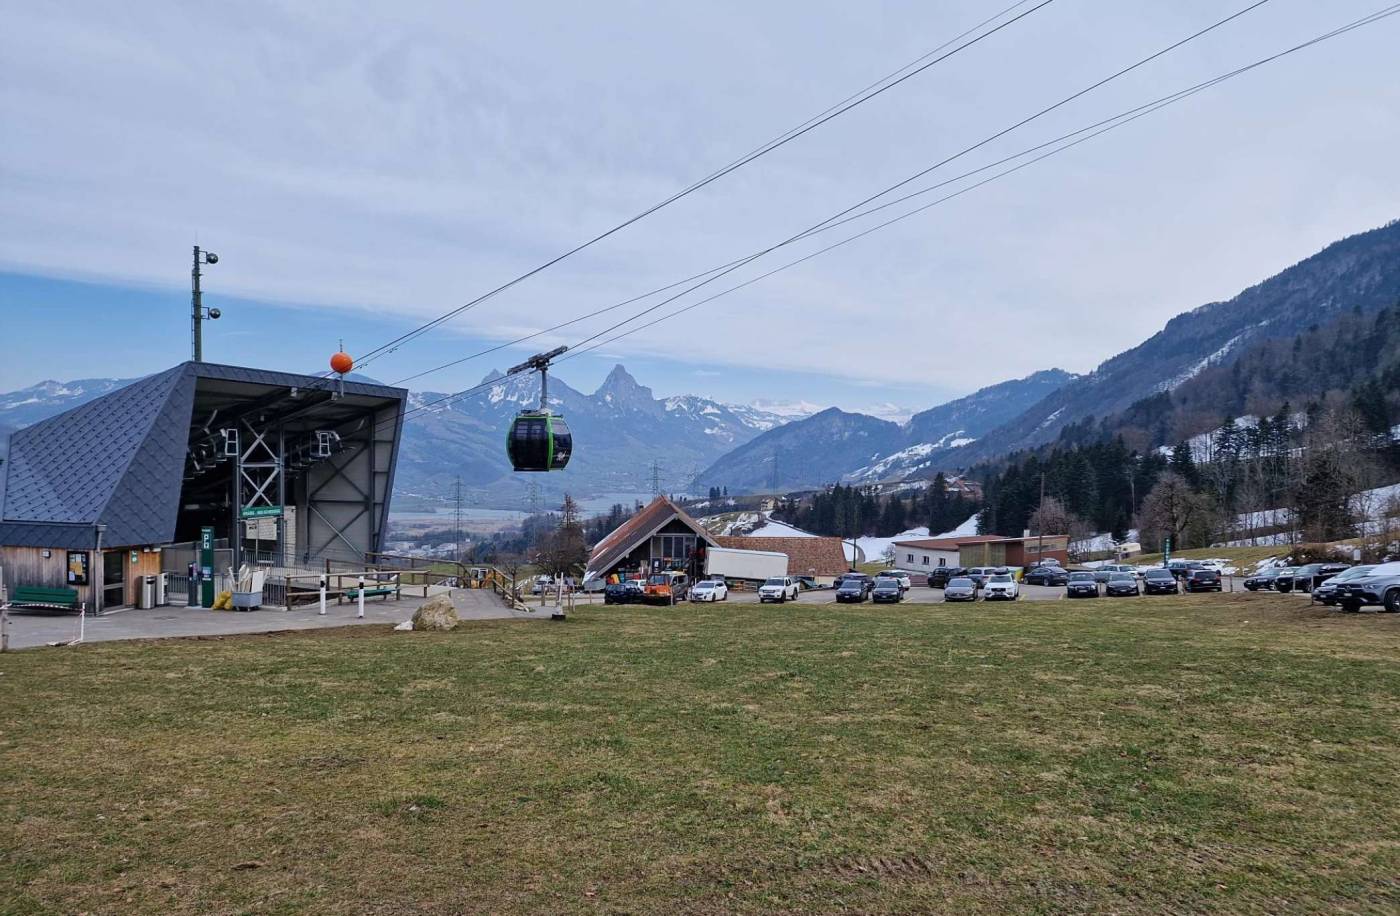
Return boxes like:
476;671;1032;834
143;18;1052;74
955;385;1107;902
642;571;689;605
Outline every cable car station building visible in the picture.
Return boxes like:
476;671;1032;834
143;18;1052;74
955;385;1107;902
0;361;406;612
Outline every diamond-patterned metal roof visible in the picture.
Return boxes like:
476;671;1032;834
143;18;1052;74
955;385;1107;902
0;362;405;549
1;365;190;547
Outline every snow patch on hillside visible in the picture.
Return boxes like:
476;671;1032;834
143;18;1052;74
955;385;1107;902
1156;331;1248;392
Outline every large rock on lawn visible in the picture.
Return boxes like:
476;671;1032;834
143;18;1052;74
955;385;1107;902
411;595;459;631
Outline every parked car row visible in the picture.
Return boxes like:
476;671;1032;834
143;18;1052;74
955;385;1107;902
1243;562;1352;594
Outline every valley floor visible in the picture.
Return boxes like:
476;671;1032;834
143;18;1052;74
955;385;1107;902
2;595;1398;914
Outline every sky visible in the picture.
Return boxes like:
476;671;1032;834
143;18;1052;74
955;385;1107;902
3;0;1399;416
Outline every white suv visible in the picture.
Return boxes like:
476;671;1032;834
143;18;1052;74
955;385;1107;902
983;573;1020;601
758;576;800;603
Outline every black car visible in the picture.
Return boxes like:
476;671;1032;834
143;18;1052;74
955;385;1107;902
1314;565;1374;605
835;577;873;603
1265;567;1297;593
1104;572;1140;597
1143;568;1179;595
1291;563;1351;594
928;566;967;588
871;577;904;604
1023;564;1069;586
603;580;644;604
1183;568;1222;593
1065;571;1099;598
1243;568;1283;591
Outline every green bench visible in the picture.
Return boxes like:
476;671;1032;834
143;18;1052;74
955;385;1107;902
6;586;82;612
339;580;401;604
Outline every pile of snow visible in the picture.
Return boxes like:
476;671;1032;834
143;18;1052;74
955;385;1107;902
853;526;930;564
746;516;819;538
932;514;980;539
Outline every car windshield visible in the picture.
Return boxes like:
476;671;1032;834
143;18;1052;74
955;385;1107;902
948;578;973;587
1333;566;1372;580
1145;569;1172;579
647;575;669;585
694;582;714;589
763;578;785;586
874;578;897;587
990;574;1012;583
1110;573;1134;581
1068;572;1095;581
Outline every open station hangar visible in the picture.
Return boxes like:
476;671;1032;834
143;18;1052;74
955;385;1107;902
0;361;406;613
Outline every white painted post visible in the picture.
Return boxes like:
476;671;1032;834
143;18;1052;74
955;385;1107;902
319;575;327;616
357;575;365;619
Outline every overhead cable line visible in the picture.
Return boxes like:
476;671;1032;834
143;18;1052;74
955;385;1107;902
378;2;1397;431
553;0;1276;357
344;0;1058;375
561;4;1400;359
391;0;1269;390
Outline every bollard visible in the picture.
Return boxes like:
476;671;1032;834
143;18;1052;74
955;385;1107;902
319;575;327;616
357;575;366;619
1;607;9;652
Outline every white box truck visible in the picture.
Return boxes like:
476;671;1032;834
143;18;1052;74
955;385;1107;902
705;546;787;583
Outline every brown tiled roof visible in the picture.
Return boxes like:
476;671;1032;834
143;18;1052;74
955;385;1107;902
892;534;1001;551
586;496;716;576
715;535;849;577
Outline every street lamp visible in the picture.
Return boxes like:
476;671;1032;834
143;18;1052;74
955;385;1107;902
191;246;222;361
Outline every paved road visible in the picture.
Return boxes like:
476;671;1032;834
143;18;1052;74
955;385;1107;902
1;588;538;651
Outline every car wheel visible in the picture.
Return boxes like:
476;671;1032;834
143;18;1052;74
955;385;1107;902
1385;589;1400;614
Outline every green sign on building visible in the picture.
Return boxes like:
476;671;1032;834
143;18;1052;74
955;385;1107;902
240;505;283;520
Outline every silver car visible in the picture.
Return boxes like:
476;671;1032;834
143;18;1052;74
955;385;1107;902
944;576;978;602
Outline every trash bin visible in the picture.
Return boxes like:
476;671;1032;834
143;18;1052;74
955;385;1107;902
231;591;262;611
139;575;156;610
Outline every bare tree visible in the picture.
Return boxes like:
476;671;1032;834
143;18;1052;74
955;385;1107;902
1137;472;1218;551
534;493;590;579
1293;408;1377;543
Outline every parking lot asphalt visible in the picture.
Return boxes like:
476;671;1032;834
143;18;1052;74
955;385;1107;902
1;588;536;651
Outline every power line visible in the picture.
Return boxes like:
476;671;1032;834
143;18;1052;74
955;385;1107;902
555;0;1276;359
342;0;1058;377
373;3;1400;432
558;3;1400;360
391;0;1268;393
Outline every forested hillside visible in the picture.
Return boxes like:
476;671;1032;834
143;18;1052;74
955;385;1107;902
977;301;1400;553
941;219;1400;470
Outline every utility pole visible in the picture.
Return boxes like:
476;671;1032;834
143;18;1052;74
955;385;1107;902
453;475;464;567
1037;472;1046;563
650;459;663;497
191;245;221;361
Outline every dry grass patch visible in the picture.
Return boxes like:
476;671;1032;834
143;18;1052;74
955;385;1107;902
1;595;1398;913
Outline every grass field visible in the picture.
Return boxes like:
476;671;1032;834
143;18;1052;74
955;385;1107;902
3;595;1399;914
